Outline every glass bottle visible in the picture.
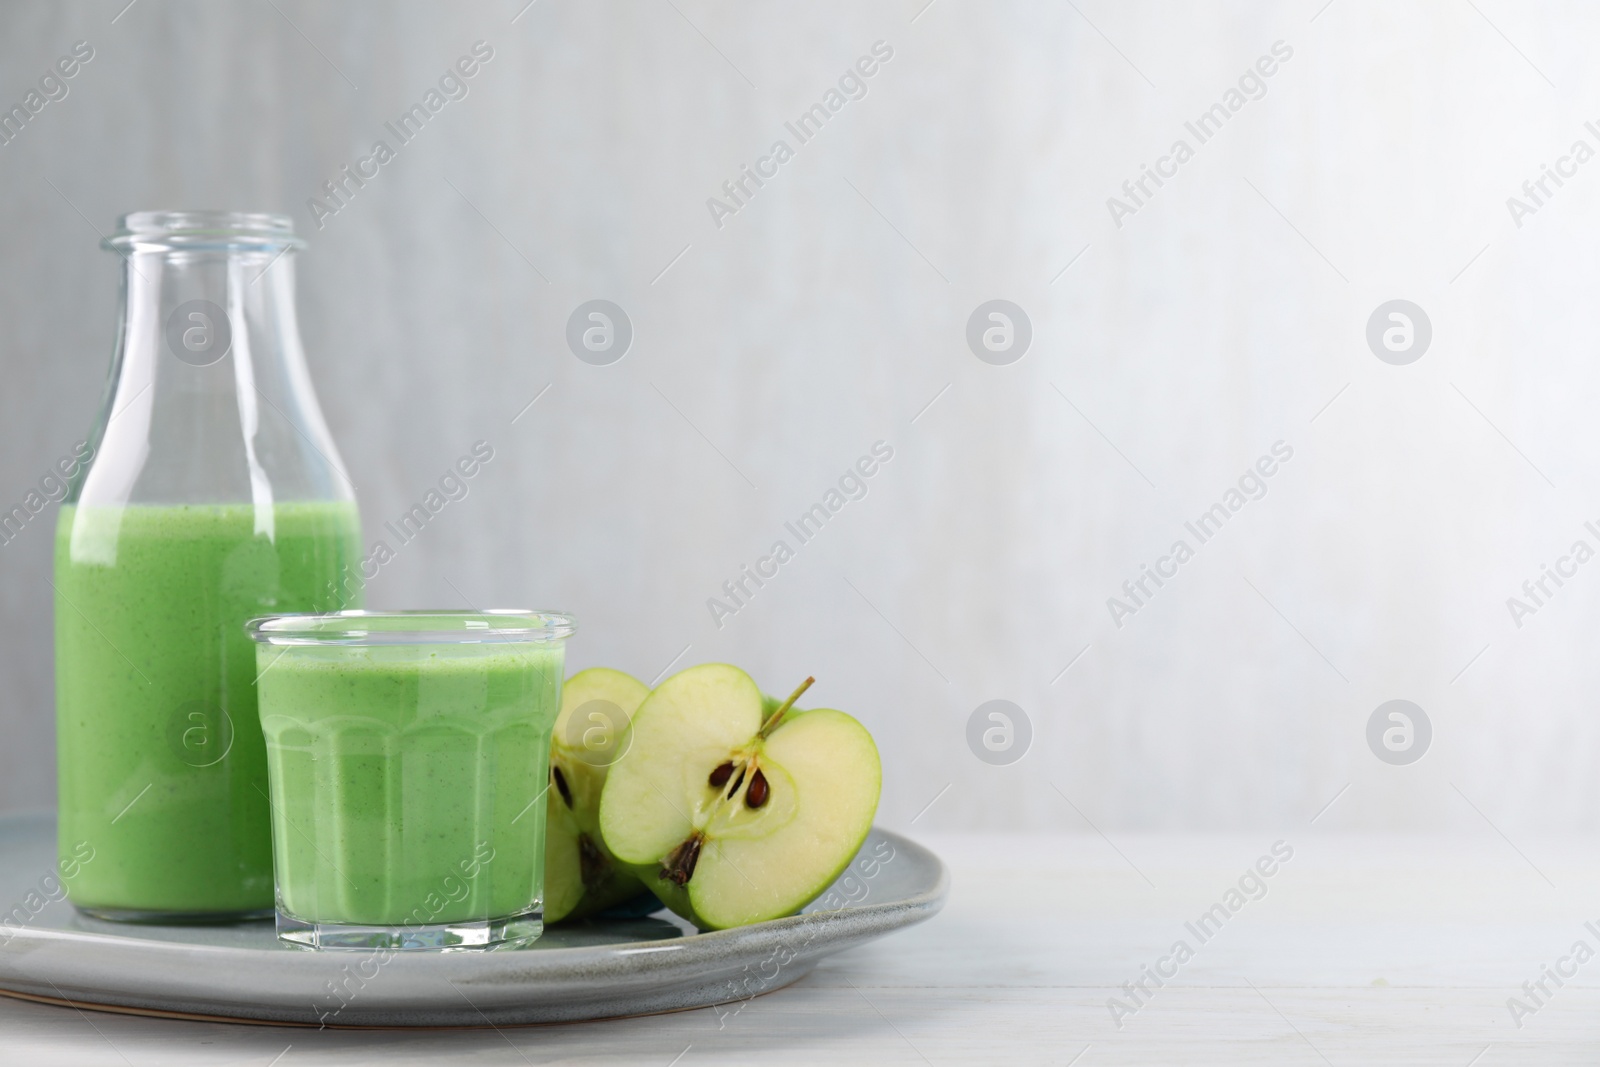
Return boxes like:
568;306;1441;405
54;211;362;920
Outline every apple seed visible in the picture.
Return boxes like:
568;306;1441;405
578;832;608;888
708;761;734;789
746;769;770;809
553;764;574;808
661;833;704;886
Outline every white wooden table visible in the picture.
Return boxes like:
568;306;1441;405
5;833;1600;1064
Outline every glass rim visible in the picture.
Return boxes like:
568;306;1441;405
104;210;306;253
245;609;576;647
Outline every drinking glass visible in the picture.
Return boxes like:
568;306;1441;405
247;610;575;950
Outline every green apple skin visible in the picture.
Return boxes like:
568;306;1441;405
545;668;653;924
598;663;882;930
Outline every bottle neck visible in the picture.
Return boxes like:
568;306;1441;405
71;245;352;514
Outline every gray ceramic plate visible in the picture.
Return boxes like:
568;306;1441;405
0;813;945;1027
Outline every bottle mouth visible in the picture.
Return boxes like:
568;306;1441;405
104;210;306;253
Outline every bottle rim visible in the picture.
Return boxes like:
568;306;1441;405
104;210;306;253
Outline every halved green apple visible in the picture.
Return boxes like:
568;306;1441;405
597;664;881;929
544;667;652;923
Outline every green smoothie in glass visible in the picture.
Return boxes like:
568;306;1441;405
249;611;573;950
55;502;361;917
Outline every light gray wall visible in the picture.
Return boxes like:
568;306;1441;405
1;0;1594;835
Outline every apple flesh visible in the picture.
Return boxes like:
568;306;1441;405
598;664;881;930
544;668;652;924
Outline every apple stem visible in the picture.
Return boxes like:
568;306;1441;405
759;676;814;740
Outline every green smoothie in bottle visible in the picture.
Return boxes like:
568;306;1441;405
56;502;360;915
55;212;362;920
